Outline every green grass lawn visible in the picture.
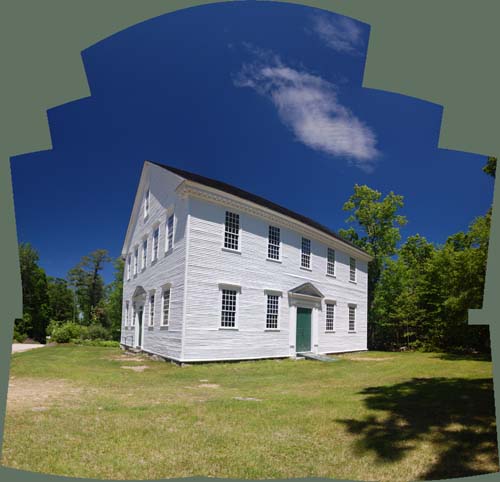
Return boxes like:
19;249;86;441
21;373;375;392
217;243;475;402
2;345;498;480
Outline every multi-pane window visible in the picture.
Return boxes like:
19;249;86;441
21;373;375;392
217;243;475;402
132;302;136;326
166;214;174;251
327;248;335;276
349;257;356;282
266;295;279;329
221;289;237;328
126;255;131;281
133;247;138;275
162;288;171;326
144;189;150;217
149;294;155;326
268;226;280;260
125;301;129;326
326;303;335;332
142;239;148;270
301;237;311;269
224;211;240;251
349;305;356;331
152;227;159;261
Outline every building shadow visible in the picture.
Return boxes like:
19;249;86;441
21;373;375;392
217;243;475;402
337;377;499;480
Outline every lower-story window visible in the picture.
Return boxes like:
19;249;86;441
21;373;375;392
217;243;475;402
149;294;155;326
162;287;171;326
124;301;129;326
266;294;279;329
348;305;356;332
221;289;237;328
326;303;335;332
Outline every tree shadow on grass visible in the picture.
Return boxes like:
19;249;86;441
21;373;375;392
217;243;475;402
338;377;499;480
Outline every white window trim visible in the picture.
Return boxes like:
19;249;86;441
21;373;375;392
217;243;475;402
300;237;312;270
218;283;241;330
133;246;139;276
144;188;150;219
264;290;282;331
141;237;148;271
267;225;282;262
148;291;155;327
325;299;336;333
349;257;357;283
165;211;175;254
327;248;336;277
152;224;160;262
161;284;172;327
126;255;131;281
348;303;357;332
124;301;129;327
131;302;136;327
221;210;242;253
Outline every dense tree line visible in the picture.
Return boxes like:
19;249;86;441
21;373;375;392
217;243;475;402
340;157;495;353
14;246;123;343
14;158;495;353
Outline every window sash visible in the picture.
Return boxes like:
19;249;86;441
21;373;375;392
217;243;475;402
327;248;335;276
162;289;171;326
142;240;148;269
267;226;280;260
350;257;356;281
326;303;335;331
152;228;159;260
221;289;237;327
149;295;155;326
349;306;356;331
224;211;240;251
125;301;129;326
301;238;311;268
266;295;279;329
126;256;131;280
144;189;150;217
133;249;138;275
167;215;174;251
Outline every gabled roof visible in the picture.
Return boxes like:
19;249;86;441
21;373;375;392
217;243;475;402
147;160;371;259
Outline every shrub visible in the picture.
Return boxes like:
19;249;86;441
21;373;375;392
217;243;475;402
87;324;112;341
51;322;87;343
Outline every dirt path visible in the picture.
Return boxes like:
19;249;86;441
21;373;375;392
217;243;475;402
11;343;46;353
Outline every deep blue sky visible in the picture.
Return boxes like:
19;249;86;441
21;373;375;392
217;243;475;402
11;2;494;283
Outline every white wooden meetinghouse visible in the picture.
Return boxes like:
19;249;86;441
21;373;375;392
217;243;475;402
120;161;372;363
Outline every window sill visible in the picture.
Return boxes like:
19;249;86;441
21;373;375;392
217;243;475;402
325;331;336;334
326;273;336;279
348;331;357;334
221;247;241;255
151;258;158;265
219;327;239;331
265;328;280;332
300;266;312;272
266;257;282;264
349;280;357;285
165;248;174;257
147;326;154;331
160;325;169;330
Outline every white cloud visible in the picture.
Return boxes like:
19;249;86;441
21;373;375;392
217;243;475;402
233;50;379;172
310;14;364;55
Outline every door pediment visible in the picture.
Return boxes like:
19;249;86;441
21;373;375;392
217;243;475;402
132;285;147;300
289;282;324;299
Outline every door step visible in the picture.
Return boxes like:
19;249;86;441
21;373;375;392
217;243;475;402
297;352;338;362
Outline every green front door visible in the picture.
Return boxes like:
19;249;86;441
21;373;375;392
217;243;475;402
296;307;312;353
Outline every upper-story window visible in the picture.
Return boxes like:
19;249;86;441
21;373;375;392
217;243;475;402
126;255;131;281
133;247;139;276
349;257;356;282
327;248;335;276
221;289;237;328
224;211;240;251
349;305;356;331
144;188;150;218
301;237;311;269
142;239;148;270
149;293;155;326
266;294;279;329
268;226;280;260
326;303;335;332
166;214;174;252
152;227;159;261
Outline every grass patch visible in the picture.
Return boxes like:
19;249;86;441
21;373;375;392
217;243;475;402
2;345;498;480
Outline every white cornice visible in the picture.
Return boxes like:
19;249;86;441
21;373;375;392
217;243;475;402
176;181;373;262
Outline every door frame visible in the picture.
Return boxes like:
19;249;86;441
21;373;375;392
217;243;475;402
296;307;312;353
288;293;322;356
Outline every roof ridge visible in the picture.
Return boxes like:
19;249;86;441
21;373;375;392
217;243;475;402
146;160;371;257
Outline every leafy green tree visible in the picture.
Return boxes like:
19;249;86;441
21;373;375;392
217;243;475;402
47;276;75;322
483;156;496;178
339;185;407;347
104;257;125;340
68;249;111;324
16;243;50;342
